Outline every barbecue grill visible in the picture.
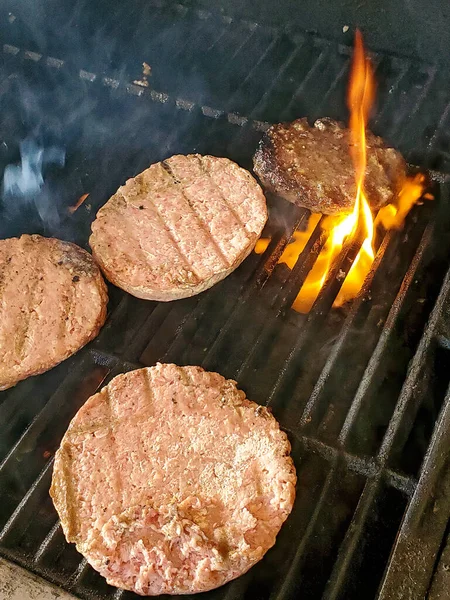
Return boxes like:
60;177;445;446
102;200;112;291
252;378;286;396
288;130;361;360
1;1;450;598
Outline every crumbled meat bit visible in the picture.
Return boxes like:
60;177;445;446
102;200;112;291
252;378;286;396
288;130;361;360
72;275;80;283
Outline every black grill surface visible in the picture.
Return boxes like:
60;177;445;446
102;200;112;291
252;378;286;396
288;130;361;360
1;4;450;599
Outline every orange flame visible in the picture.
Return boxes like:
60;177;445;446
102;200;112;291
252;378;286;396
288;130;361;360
255;30;428;312
333;29;376;307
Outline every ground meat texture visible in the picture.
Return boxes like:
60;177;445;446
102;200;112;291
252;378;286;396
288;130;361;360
0;235;108;391
50;364;296;595
253;117;407;215
89;154;267;301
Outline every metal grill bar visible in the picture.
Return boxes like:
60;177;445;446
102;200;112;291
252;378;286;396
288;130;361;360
298;229;395;430
337;221;434;445
259;236;367;410
0;460;53;542
322;478;380;600
378;364;450;598
249;37;307;120
150;200;303;364
377;293;448;463
0;359;107;484
391;67;437;141
280;47;332;121
270;461;348;600
2;16;450;171
34;521;61;563
371;59;409;131
429;527;450;599
201;212;324;373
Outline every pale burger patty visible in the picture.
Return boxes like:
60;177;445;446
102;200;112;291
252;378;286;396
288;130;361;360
89;154;267;301
50;364;296;596
0;234;108;391
253;117;407;215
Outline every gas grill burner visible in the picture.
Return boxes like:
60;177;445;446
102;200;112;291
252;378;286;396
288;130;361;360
1;2;450;599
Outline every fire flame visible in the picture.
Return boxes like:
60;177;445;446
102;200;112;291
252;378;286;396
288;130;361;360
333;29;375;308
255;30;428;313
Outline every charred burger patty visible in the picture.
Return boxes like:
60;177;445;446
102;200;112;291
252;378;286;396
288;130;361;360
253;117;407;215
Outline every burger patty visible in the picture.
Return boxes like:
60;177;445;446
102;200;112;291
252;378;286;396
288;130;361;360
89;154;267;301
0;235;108;391
253;117;407;215
50;364;296;595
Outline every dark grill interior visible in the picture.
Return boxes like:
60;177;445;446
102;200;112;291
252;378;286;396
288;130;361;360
1;2;450;599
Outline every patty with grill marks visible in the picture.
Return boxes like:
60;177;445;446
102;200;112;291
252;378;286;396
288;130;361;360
89;154;267;301
253;118;407;215
50;363;296;595
0;235;108;391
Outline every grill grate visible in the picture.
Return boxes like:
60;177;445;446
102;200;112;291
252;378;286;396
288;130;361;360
1;5;450;599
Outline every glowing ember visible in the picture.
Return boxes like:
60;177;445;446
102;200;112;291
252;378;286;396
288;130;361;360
291;213;353;313
254;237;271;255
256;30;428;313
68;193;89;214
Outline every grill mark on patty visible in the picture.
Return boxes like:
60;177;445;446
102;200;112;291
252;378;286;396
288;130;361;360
14;239;42;360
112;192;157;268
59;446;80;541
196;156;250;239
94;192;154;276
0;253;12;311
104;387;123;507
143;367;155;411
59;261;77;349
68;411;152;439
142;192;202;283
17;272;46;361
161;160;231;268
210;159;266;236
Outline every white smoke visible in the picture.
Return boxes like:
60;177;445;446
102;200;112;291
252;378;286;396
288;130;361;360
2;139;65;232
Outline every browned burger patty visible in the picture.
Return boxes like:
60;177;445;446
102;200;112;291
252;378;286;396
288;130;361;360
89;154;267;301
253;117;407;215
0;235;108;391
50;364;296;595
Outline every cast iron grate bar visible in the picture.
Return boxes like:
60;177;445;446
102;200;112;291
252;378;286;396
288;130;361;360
324;218;450;599
377;274;450;597
3;13;450;171
335;221;434;442
298;229;397;430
